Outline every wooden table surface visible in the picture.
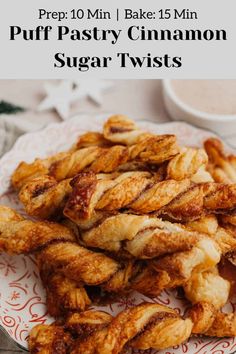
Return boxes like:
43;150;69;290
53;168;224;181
0;79;235;353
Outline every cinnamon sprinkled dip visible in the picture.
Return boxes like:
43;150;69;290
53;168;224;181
171;80;236;115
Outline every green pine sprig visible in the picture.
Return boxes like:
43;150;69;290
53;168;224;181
0;100;25;115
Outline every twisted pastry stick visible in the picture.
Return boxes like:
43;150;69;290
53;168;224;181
81;213;211;259
103;114;153;145
0;206;118;286
18;149;210;220
13;135;178;190
11;151;69;191
0;206;220;297
29;304;192;354
161;182;236;221
11;131;112;190
103;116;208;175
66;310;112;336
73;303;192;353
47;130;179;181
29;302;236;353
12;116;179;189
65;171;236;223
0;205;75;254
64;171;191;221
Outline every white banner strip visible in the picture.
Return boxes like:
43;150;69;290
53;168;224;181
0;0;235;78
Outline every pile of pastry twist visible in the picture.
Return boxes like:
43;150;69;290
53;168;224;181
2;115;236;353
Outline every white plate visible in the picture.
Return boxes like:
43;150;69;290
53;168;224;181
0;115;235;353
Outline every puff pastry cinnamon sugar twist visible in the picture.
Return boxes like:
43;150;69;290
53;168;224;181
65;171;236;223
0;206;221;297
104;115;210;174
0;206;118;286
103;231;220;295
64;171;191;221
71;303;193;353
12;116;179;189
204;137;236;183
29;304;192;354
48;133;179;182
150;236;220;283
81;213;217;260
18;151;209;221
11;131;111;190
161;181;236;222
29;310;112;354
103;115;149;145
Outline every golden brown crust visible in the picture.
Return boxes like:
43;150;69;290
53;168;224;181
76;131;113;149
11;130;110;190
0;206;119;288
49;145;129;181
82;214;204;259
71;303;193;353
151;238;221;280
204;138;236;183
162;182;236;221
65;171;236;225
40;272;91;317
167;147;208;181
19;175;72;219
12;116;181;192
66;310;112;336
103;115;148;145
185;215;218;235
29;323;73;354
37;242;119;286
189;300;236;337
185;215;236;255
205;312;236;337
0;213;75;254
188;301;216;334
11;152;68;190
64;172;191;224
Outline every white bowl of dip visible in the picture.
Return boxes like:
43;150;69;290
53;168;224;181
162;79;236;137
